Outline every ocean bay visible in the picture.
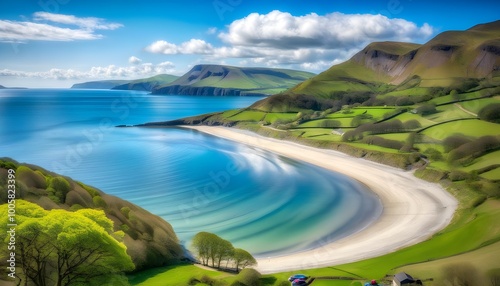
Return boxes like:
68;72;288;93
0;89;382;257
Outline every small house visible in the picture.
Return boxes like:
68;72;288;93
393;272;419;286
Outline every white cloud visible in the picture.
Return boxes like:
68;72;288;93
128;56;142;65
145;39;214;54
144;10;434;72
0;61;176;80
0;12;122;42
218;11;433;49
33;12;122;30
0;20;102;41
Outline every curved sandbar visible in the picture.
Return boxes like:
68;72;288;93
183;126;458;274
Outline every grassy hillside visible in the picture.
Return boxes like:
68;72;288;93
0;158;184;274
250;20;500;109
71;74;179;91
112;74;179;91
152;64;316;96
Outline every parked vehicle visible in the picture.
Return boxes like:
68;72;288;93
288;274;308;282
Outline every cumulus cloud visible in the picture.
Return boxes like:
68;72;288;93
0;12;122;42
144;10;434;72
128;56;142;65
0;61;176;80
218;11;433;49
145;39;214;54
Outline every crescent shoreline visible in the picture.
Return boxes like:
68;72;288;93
181;125;458;274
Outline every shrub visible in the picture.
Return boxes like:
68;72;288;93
415;103;437;115
120;206;131;218
200;275;216;285
363;136;404;150
236;268;261;286
48;176;71;202
16;166;47;189
395;96;415;106
448;170;470;181
478;103;500;123
69;204;84;211
93;196;108;208
403;119;421;130
319;119;341;128
448;136;500;164
443;134;472;153
188;277;200;285
423;148;444;161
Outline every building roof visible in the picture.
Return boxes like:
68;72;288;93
394;272;415;283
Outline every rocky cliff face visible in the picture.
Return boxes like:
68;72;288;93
153;85;263;96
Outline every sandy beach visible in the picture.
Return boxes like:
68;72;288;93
184;126;458;274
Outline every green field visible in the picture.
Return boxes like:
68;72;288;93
227;110;267;121
421;119;499;140
264;112;298;123
128;264;231;286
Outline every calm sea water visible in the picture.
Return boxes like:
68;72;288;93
0;89;382;257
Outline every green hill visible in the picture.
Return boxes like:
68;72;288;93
0;158;184;273
250;20;500;110
152;64;316;96
112;74;179;91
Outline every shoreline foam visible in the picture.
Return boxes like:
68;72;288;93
183;126;458;274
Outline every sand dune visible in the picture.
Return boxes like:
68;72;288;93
184;126;458;274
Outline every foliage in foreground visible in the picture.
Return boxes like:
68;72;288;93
0;200;134;286
192;232;257;272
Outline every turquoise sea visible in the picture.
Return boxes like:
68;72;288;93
0;89;382;257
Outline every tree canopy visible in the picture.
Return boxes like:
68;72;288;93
191;232;256;272
0;200;134;286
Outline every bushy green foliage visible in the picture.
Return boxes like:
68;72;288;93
234;268;261;286
319;119;341;128
121;206;131;218
0;200;134;286
47;176;71;203
16;166;47;189
403;119;422;130
93;195;108;208
0;159;17;170
423;148;444;161
443;134;473;153
415;103;437;115
449;170;470;181
478;103;500;123
363;136;404;150
448;136;500;165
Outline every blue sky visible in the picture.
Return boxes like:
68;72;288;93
0;0;499;87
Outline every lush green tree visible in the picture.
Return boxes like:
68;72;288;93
0;200;134;286
478;103;500;123
233;248;257;272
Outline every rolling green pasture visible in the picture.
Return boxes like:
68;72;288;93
420;119;499;140
425;104;475;122
264;112;298;123
458;96;500;114
226;110;267;121
128;264;231;286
